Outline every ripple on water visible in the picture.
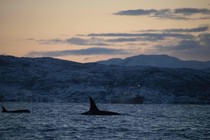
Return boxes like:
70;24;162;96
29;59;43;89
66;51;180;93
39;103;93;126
0;103;210;140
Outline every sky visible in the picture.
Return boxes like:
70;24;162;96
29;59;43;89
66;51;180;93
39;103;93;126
1;0;210;62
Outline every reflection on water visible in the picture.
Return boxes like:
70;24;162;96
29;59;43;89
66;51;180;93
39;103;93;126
0;103;210;140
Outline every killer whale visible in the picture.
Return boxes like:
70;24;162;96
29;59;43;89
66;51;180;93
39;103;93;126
81;97;120;115
2;106;31;113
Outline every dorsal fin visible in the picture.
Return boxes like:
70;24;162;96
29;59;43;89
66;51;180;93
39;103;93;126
2;106;7;112
89;97;100;112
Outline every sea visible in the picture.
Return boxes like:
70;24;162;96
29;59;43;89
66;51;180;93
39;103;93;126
0;102;210;140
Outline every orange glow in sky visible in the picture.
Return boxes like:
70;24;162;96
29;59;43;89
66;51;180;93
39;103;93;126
0;0;210;62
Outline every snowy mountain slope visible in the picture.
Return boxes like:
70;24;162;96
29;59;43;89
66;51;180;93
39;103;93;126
0;55;210;104
98;54;210;69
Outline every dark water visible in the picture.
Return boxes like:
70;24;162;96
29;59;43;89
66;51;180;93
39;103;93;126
0;103;210;140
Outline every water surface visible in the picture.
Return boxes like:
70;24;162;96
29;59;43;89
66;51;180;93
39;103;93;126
0;103;209;140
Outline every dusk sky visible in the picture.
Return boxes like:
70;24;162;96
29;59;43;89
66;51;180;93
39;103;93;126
1;0;210;62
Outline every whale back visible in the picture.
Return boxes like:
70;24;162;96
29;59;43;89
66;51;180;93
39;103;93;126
1;106;30;113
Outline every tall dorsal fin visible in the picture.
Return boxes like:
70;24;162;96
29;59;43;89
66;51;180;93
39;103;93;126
2;106;7;112
89;97;100;112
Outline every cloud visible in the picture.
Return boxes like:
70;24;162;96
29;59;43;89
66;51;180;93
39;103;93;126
38;39;64;44
88;33;194;40
198;33;210;46
32;25;208;47
34;33;194;46
66;37;109;46
26;47;128;57
140;25;209;33
36;37;109;46
155;33;210;59
114;9;159;16
157;40;200;51
107;37;146;42
106;36;171;42
114;8;210;20
174;8;210;15
114;8;182;19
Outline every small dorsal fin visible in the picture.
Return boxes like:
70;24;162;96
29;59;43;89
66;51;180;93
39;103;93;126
2;106;7;112
89;97;100;112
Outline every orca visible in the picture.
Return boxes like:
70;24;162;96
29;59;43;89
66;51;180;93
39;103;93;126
81;97;120;115
2;106;31;113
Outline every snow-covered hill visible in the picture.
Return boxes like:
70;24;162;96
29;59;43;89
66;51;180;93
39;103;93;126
98;54;210;69
0;55;210;104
